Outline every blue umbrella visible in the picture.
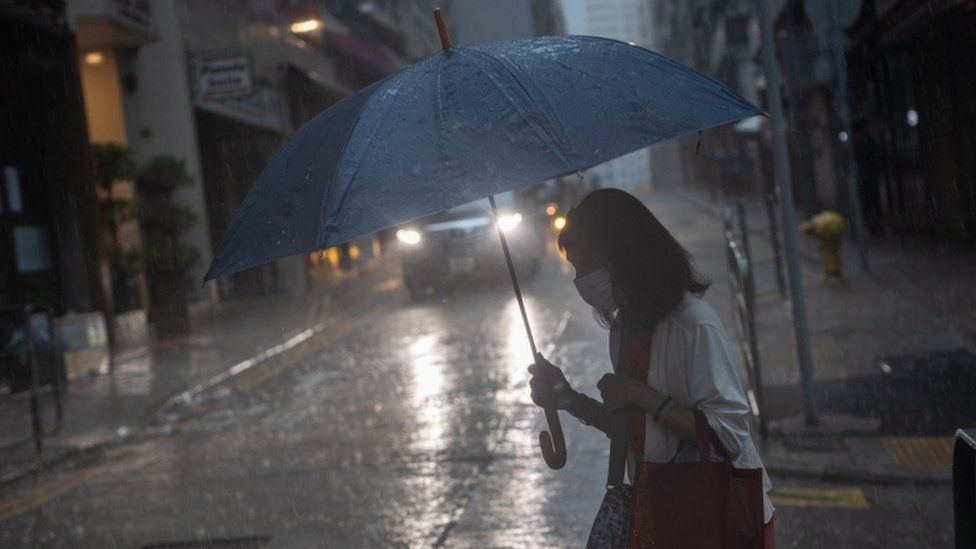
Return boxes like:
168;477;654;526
205;11;761;469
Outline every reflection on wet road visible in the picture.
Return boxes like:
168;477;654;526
0;254;614;548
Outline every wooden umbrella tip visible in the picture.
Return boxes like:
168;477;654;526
433;7;453;51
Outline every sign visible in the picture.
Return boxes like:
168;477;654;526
190;50;254;101
804;0;863;32
109;0;151;31
194;85;287;134
13;225;52;273
3;166;22;213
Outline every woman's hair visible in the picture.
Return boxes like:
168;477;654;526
557;188;710;331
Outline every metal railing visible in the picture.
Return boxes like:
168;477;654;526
955;428;976;548
724;206;767;439
0;304;64;454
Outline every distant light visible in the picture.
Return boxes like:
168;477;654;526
906;109;919;127
627;41;637;46
497;213;523;233
358;2;375;13
553;216;567;231
396;229;421;245
84;52;104;65
290;19;321;33
838;131;849;142
545;204;557;216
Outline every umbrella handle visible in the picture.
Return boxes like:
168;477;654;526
540;407;567;470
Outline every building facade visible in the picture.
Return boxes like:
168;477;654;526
847;0;976;238
563;0;654;195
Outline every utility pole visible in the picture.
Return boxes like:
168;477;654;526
806;0;869;272
757;0;819;425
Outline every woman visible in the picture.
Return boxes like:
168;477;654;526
528;188;775;547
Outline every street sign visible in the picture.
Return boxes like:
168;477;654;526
190;49;254;101
804;0;863;32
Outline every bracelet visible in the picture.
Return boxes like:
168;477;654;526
653;395;675;422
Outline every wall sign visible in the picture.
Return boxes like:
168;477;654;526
190;49;254;101
13;225;52;273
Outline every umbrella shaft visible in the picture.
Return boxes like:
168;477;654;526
488;195;537;357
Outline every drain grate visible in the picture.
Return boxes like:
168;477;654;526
141;535;271;549
883;436;954;469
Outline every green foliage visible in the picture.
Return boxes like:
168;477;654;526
135;156;194;196
92;143;135;191
92;143;138;284
134;155;200;277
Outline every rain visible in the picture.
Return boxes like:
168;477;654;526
0;0;974;547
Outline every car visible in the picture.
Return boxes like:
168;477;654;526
395;191;546;299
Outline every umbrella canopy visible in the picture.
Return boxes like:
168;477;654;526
204;35;760;280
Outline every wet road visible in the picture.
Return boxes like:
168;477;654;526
0;241;954;547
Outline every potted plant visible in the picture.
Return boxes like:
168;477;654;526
134;156;200;337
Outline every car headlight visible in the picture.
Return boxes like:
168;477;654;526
497;213;523;233
553;216;567;231
396;229;422;245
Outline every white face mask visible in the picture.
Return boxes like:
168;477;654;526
574;266;618;312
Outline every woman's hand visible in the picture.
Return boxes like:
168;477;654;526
528;353;577;410
597;373;643;411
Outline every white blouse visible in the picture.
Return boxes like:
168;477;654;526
609;292;775;523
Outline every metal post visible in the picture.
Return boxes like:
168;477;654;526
757;0;819;424
24;307;44;454
762;187;787;297
826;3;869;272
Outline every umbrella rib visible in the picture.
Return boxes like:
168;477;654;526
455;48;575;173
315;77;399;249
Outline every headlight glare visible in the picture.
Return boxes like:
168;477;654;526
497;213;523;233
396;229;422;245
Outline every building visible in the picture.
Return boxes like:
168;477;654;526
563;0;654;195
67;0;445;318
449;0;564;43
847;0;976;239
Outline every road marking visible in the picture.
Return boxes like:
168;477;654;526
152;306;387;422
883;436;953;469
0;459;117;522
770;486;870;509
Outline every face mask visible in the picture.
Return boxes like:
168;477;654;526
574;266;618;312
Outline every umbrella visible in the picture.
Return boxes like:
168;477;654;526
204;9;762;470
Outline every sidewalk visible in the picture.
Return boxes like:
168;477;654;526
667;185;975;484
0;255;405;486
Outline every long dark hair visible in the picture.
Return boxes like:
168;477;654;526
557;188;710;332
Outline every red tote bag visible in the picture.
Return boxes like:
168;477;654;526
629;411;765;549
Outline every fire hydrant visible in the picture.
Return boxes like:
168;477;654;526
801;211;846;284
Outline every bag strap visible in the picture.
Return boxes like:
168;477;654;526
693;410;730;462
606;327;630;487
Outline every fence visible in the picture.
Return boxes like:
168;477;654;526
956;428;976;548
724;205;767;438
0;304;64;454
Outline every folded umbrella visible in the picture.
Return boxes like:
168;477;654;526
205;10;761;469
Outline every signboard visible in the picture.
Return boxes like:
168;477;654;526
190;50;254;101
13;225;52;273
194;85;287;134
109;0;151;31
804;0;863;32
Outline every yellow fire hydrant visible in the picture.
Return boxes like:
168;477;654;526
801;211;846;284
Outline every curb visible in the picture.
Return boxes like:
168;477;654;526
1;273;404;492
764;459;951;485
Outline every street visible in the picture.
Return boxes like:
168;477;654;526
0;204;955;547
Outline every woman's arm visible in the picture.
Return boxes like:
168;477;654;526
630;383;698;444
597;373;698;444
565;390;611;435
